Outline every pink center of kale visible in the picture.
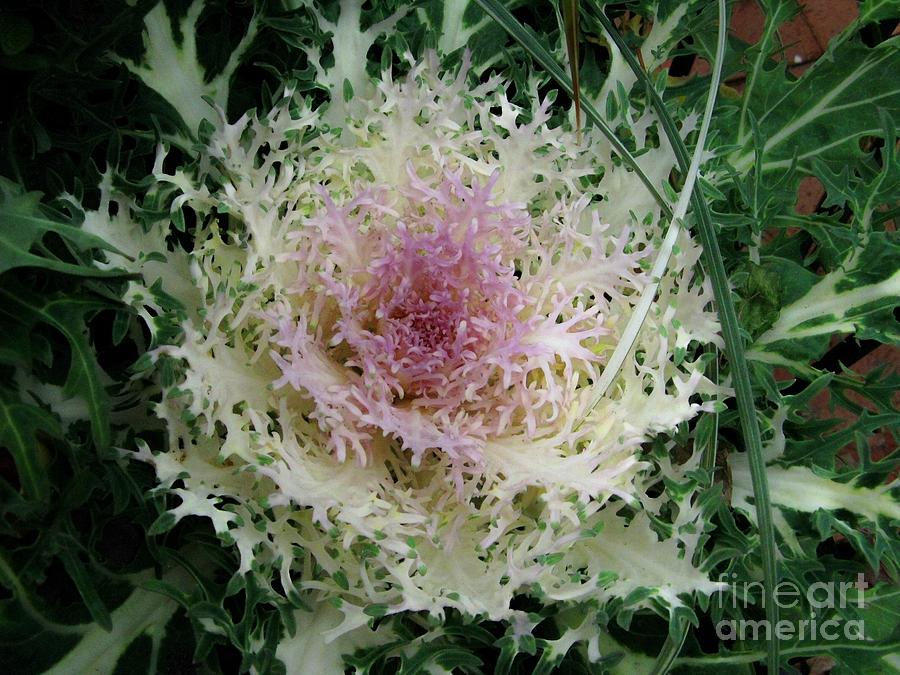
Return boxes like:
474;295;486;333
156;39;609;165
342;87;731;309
270;168;605;470
342;202;524;405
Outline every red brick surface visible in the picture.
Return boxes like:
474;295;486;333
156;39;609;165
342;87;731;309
813;344;900;466
795;176;825;215
801;0;860;50
689;0;861;76
731;0;766;46
776;5;823;64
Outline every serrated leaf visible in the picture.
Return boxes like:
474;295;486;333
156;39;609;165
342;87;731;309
43;571;187;674
0;177;129;277
0;286;112;449
731;452;900;562
58;548;112;632
750;232;900;365
859;0;900;24
0;393;59;501
727;38;900;175
674;585;900;673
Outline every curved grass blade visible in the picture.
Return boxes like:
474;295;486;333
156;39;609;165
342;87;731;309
581;1;725;416
473;0;671;216
584;2;780;671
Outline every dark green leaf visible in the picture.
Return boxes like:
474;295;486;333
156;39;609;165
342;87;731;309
0;177;129;277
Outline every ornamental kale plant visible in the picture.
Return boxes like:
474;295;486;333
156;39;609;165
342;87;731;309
0;1;897;674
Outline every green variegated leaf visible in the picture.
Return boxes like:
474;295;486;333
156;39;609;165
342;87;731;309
0;560;191;675
116;1;259;137
748;231;899;366
415;0;502;67
726;38;900;176
673;585;900;674
0;178;130;277
859;0;900;24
